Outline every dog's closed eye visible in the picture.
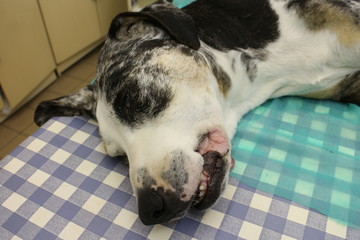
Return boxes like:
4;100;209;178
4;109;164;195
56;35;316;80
125;92;131;110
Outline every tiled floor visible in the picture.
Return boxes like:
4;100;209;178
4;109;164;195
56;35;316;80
0;46;101;160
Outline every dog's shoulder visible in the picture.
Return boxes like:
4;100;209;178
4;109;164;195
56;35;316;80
182;0;280;50
183;0;360;50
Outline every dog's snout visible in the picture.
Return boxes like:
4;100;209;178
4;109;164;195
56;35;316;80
137;188;164;225
137;187;189;225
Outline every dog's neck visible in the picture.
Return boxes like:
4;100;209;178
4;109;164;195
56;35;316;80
180;0;360;139
199;37;359;139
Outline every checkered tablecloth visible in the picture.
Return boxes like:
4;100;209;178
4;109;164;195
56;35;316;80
1;116;359;239
231;97;360;228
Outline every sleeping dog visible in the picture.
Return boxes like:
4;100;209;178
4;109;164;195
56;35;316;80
35;0;360;225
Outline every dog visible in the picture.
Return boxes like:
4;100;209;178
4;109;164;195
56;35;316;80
35;0;360;225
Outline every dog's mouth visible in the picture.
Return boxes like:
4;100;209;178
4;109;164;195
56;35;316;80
192;129;234;210
192;151;228;209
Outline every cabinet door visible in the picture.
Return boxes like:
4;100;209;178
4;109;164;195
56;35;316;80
96;0;130;36
133;0;157;9
39;0;102;64
0;90;4;111
0;0;56;107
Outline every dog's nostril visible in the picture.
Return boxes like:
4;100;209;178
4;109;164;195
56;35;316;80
138;187;184;225
137;188;167;225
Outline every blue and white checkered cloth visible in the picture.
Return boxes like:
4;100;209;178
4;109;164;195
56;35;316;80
1;116;359;239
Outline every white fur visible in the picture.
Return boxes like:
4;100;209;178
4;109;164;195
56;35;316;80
212;0;360;138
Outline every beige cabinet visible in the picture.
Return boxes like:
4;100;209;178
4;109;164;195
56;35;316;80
0;0;130;120
0;0;56;108
0;92;4;111
39;0;103;65
96;0;129;36
131;0;157;9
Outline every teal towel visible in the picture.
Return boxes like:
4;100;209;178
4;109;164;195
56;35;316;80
230;97;360;227
173;0;196;8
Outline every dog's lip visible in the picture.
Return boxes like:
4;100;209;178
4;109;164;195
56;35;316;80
191;128;232;209
192;151;228;210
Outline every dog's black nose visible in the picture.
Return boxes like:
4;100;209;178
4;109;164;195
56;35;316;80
137;187;189;225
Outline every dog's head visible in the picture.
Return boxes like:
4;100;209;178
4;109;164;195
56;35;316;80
35;0;233;225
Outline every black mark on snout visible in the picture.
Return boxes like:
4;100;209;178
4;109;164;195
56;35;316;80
137;187;191;225
161;150;189;193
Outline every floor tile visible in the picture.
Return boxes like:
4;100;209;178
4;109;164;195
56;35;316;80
0;126;18;149
0;134;28;159
82;49;101;68
47;75;83;95
86;72;97;83
64;60;97;80
75;73;97;91
27;90;62;110
23;122;39;136
3;108;34;133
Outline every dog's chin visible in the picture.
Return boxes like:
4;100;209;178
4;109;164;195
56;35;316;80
192;151;230;210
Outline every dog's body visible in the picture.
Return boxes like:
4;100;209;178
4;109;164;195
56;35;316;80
35;0;360;225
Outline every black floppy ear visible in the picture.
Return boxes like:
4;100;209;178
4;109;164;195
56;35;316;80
108;0;200;50
34;85;97;126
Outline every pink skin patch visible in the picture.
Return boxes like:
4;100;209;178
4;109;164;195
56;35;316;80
197;128;230;157
196;128;235;170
